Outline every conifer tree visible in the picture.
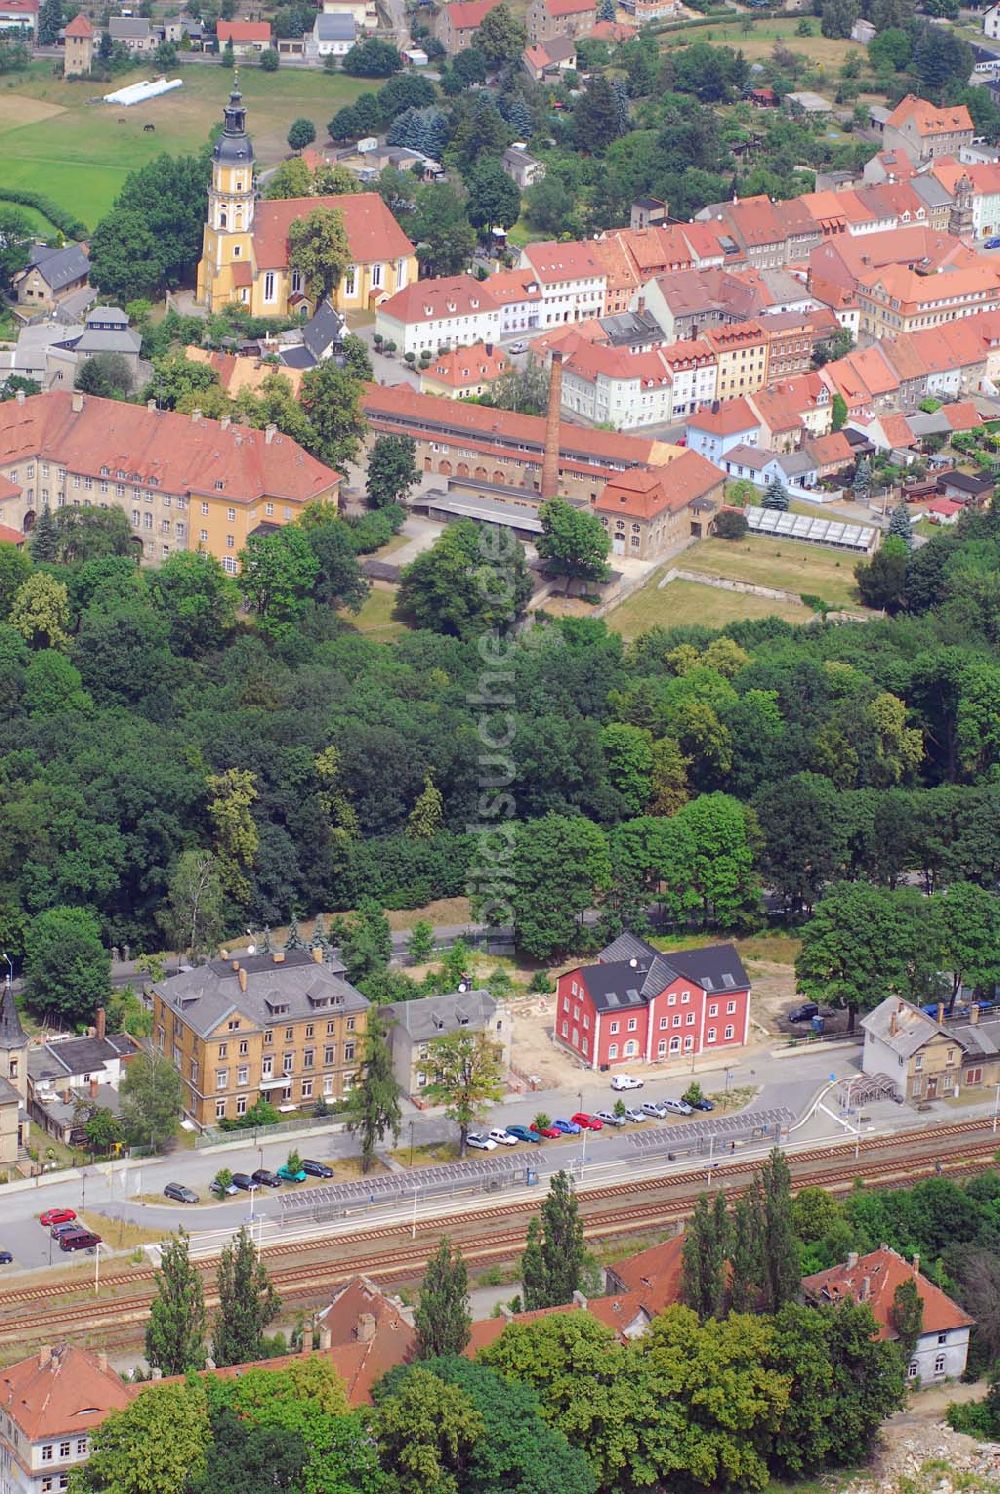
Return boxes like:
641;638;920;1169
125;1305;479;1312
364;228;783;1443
310;912;330;954
521;1171;585;1309
728;1190;764;1312
145;1229;206;1374
284;911;305;952
29;505;57;563
343;1016;402;1173
887;499;913;548
407;771;444;839
852;456;872;505
415;1237;471;1358
682;1192;730;1321
212;1226;280;1368
758;1147;800;1313
763;473;790;511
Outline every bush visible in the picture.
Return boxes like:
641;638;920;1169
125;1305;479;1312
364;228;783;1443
0;188;86;240
714;508;749;540
260;48;279;70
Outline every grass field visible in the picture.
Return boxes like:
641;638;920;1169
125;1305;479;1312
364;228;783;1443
682;536;867;609
343;581;408;641
659;15;865;68
607;575;813;640
0;62;372;228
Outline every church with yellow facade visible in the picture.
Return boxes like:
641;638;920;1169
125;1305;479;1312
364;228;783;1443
196;81;417;317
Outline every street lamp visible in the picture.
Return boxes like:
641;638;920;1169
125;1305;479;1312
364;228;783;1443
409;1119;415;1168
94;1241;105;1297
577;1090;587;1181
993;1081;1000;1134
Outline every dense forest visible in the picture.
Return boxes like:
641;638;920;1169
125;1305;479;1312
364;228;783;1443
0;498;998;995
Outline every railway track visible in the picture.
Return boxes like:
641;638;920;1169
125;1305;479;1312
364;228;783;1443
0;1118;996;1345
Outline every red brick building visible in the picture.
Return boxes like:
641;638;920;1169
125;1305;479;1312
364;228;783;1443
555;933;751;1070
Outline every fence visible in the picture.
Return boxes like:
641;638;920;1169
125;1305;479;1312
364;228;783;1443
193;1112;346;1149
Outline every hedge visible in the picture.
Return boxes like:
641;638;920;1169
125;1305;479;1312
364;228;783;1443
0;189;87;241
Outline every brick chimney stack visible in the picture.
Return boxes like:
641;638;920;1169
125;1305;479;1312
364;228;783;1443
95;1006;106;1041
540;352;563;500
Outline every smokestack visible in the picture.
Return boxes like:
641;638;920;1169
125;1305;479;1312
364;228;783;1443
540;351;563;500
95;1006;106;1041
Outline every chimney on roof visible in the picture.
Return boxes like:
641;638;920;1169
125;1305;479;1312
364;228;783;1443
265;424;277;445
38;1346;52;1367
889;1011;898;1037
936;1002;945;1025
913;1253;920;1275
356;1312;376;1343
96;1353;108;1374
89;1077;99;1099
238;967;247;993
151;1366;162;1380
319;1328;332;1351
846;1251;858;1269
272;951;285;964
71;392;84;413
859;1276;871;1301
95;1006;106;1041
572;1290;588;1308
191;409;203;423
972;1002;980;1025
498;1303;514;1322
15;388;25;405
312;946;323;964
540;351;563;500
220;416;231;431
231;959;240;971
147;399;157;412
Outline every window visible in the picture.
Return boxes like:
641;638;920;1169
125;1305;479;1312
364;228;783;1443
657;1039;666;1056
216;1069;228;1090
303;1049;314;1069
218;1043;227;1058
227;534;234;548
708;1003;718;1016
238;1039;248;1056
667;993;676;1007
659;1016;668;1029
608;1043;618;1058
283;1052;294;1075
686;1012;696;1026
344;266;357;297
914;1054;923;1071
227;506;236;522
262;1057;273;1078
672;1014;681;1028
43;1445;54;1462
265;502;274;516
683;1036;694;1052
706;1028;717;1043
201;501;209;516
301;1079;313;1098
199;528;209;543
347;1017;355;1031
305;1024;314;1039
237;1066;248;1085
236;1095;247;1116
934;1353;946;1374
60;1443;70;1458
327;1020;336;1035
344;1042;355;1062
131;508;140;526
561;1021;569;1037
264;271;276;302
724;1024;734;1040
324;1045;335;1064
627;1017;637;1031
223;557;237;574
727;1000;736;1014
624;1039;638;1057
76;1440;87;1456
938;1333;948;1345
681;990;690;1004
669;1036;680;1053
216;1099;226;1119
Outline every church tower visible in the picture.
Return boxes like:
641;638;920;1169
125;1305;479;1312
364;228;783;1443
196;76;257;310
0;982;27;1106
949;174;975;242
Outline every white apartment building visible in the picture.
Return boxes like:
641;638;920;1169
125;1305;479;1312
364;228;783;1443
374;274;501;357
0;1345;132;1494
518;241;607;327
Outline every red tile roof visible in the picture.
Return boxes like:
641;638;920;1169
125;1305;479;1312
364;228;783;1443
253;193;413;273
441;0;501;28
886;95;973;139
802;1247;973;1339
64;11;93;35
377;273;498;325
521;240;604;284
878;411;918;448
0;391;340;503
605;1234;686;1314
806;430;853;468
545;0;593;14
485;267;542;306
0;1345;133;1446
217;18;271;41
688;397;759;436
944;400;983;431
0;522;25;545
585;18;637;39
0;473;21;503
594;449;723;518
424;341;507;387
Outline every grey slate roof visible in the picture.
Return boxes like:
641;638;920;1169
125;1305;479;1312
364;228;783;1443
0;986;25;1050
581;936;750;1013
74;328;142;357
777;450;817;477
303;298;346;363
28;1033;137;1085
0;1074;19;1108
154;948;367;1039
108;17;152;38
315;12;355;39
861;996;939;1059
25;242;90;293
379;988;497;1042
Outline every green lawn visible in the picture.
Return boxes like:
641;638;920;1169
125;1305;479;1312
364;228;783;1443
0;62;373;228
681;536;868;610
659;15;864;68
343;581;409;641
607;575;813;640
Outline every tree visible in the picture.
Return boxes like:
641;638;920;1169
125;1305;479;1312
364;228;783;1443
832;391;847;431
259;47;279;70
120;1050;183;1152
521;1169;587;1310
888;500;913;548
757;1147;799;1313
729;1190;764;1313
796;881;938;1032
410;183;476;278
298;360;368;470
341;896;392;983
407;919;435;963
263;157;315;201
512;815;611;960
936;881;1000;1010
424;1030;505;1156
68;1382;211;1494
572;75;625;153
238;526;319;635
344;1015;402;1172
207;768;259;901
287;116;316;152
465;160;521;234
367;434;419;510
890;1277;924;1367
37;0;63;44
474;2;525;67
90;152;211;301
762;472;790;511
853;456;872;505
415;1238;471;1358
371;1365;484;1494
150;550;239;657
0;539;31;619
81;1105;122;1153
213;1225;281;1367
397;519;532;638
343;36;401;75
27;504;56;564
714;508;748;540
536;498;611;592
300;514;369;611
146;1228;207;1374
681;1191;729;1321
855;535;908;613
23;906;109;1026
480;362;549;416
143;351;224;413
0;205;32;291
9;571;69;649
288;205;350;306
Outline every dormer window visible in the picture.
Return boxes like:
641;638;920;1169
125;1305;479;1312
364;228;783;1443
100;465;110;477
215;480;224;490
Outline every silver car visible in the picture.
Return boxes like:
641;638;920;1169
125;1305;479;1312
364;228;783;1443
642;1101;667;1119
595;1110;626;1127
624;1107;647;1123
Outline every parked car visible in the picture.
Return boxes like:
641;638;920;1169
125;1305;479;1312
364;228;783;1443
689;1097;715;1112
301;1160;334;1178
508;340;527;354
231;1173;258;1191
570;1112;603;1130
531;1124;560;1139
252;1168;282;1189
39;1208;76;1228
986;236;1000;248
610;1075;643;1091
466;1132;497;1151
50;1220;83;1240
163;1182;198;1204
595;1110;626;1127
787;1002;819;1024
553;1118;581;1134
662;1098;693;1116
277;1164;307;1183
505;1124;543;1143
209;1177;239;1198
624;1107;647;1123
0;1251;12;1264
641;1101;667;1119
59;1229;102;1252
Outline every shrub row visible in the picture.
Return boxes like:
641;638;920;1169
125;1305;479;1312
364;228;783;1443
0;188;87;241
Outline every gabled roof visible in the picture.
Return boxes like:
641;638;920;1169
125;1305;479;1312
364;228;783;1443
108;16;151;36
806;430;854;467
0;984;25;1049
377;272;498;325
593;449;723;520
441;0;501;27
521;239;604;284
154;948;367;1040
524;35;576;66
217;18;271;41
571;939;749;1013
803;1246;973;1338
253;193;413;273
315;13;355;38
544;0;593;14
886;95;974;139
22;243;90;293
424;341;507;387
378;987;497;1042
860;995;940;1059
606;1234;685;1314
0;1346;133;1444
64;11;93;34
687;397;759;436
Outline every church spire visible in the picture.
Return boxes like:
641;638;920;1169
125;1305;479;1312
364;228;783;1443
214;73;253;166
0;982;25;1051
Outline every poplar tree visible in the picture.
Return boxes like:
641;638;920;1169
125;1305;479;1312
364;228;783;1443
681;1193;729;1321
145;1229;207;1374
758;1147;800;1313
415;1238;471;1358
212;1226;281;1367
521;1171;585;1309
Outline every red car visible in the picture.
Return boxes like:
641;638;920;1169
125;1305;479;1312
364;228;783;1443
40;1208;76;1228
570;1112;603;1131
531;1125;560;1139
